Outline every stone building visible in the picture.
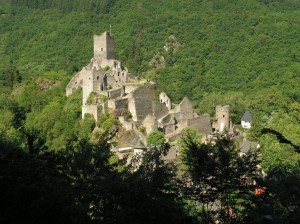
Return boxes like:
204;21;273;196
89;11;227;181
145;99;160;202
213;105;232;132
66;32;130;119
66;32;215;144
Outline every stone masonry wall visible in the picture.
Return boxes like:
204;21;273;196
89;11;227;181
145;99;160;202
153;101;169;119
186;114;212;136
179;97;196;120
82;105;102;120
159;92;172;110
108;88;123;99
124;85;139;94
66;71;83;96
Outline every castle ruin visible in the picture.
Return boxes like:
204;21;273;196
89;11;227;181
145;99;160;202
66;32;225;144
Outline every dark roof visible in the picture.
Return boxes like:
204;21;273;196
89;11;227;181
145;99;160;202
241;111;252;122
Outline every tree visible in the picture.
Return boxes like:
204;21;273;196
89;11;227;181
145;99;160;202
105;144;197;224
2;60;21;89
179;130;262;223
147;130;165;146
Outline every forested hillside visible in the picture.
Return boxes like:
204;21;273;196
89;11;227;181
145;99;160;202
0;0;299;223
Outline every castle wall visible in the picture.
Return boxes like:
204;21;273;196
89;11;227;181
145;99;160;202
125;85;139;94
115;98;128;110
82;105;102;120
119;116;134;131
128;85;157;123
66;71;83;96
153;101;169;120
108;88;123;99
130;84;157;100
178;97;196;120
186;114;212;136
142;115;158;135
159;92;172;110
82;69;94;105
128;97;137;122
159;114;172;128
133;98;153;122
165;124;176;135
114;98;129;116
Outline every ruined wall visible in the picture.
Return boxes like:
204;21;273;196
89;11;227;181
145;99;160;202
125;85;139;94
142;115;158;135
186;114;212;136
159;114;172;127
164;124;176;135
114;98;128;116
132;98;153;123
119;117;134;131
153;101;169;119
108;88;123;99
130;84;157;100
159;92;172;110
82;105;102;120
178;97;196;120
128;84;157;123
82;69;94;105
92;69;106;92
66;71;83;96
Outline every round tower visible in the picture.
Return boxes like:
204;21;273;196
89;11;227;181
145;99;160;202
215;105;230;132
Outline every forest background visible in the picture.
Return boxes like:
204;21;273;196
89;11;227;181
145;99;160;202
0;0;299;223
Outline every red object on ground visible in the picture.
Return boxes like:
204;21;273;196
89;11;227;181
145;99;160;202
254;186;267;196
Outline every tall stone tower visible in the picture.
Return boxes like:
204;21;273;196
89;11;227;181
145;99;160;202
215;105;230;132
93;31;115;59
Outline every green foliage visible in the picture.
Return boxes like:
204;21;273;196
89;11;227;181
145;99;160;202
126;111;132;120
179;132;262;222
0;129;196;223
0;1;299;222
86;91;97;105
11;0;117;13
78;113;95;140
139;125;146;133
146;130;165;146
104;65;110;71
1;60;21;89
264;163;300;223
97;113;117;132
267;111;300;146
179;127;202;166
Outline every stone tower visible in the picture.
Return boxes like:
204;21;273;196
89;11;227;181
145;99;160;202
215;105;230;132
93;31;115;59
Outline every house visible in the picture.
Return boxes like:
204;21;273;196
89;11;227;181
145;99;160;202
241;111;252;129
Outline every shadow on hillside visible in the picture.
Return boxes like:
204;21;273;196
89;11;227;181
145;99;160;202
261;128;300;152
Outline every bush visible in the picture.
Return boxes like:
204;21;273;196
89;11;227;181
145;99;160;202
139;125;146;133
147;131;165;146
126;111;132;120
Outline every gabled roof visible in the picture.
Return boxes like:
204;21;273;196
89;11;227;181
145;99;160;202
241;111;252;122
179;97;191;105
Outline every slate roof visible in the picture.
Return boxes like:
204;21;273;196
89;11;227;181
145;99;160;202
241;111;252;122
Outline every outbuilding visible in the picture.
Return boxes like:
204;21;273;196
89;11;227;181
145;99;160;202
241;111;252;129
